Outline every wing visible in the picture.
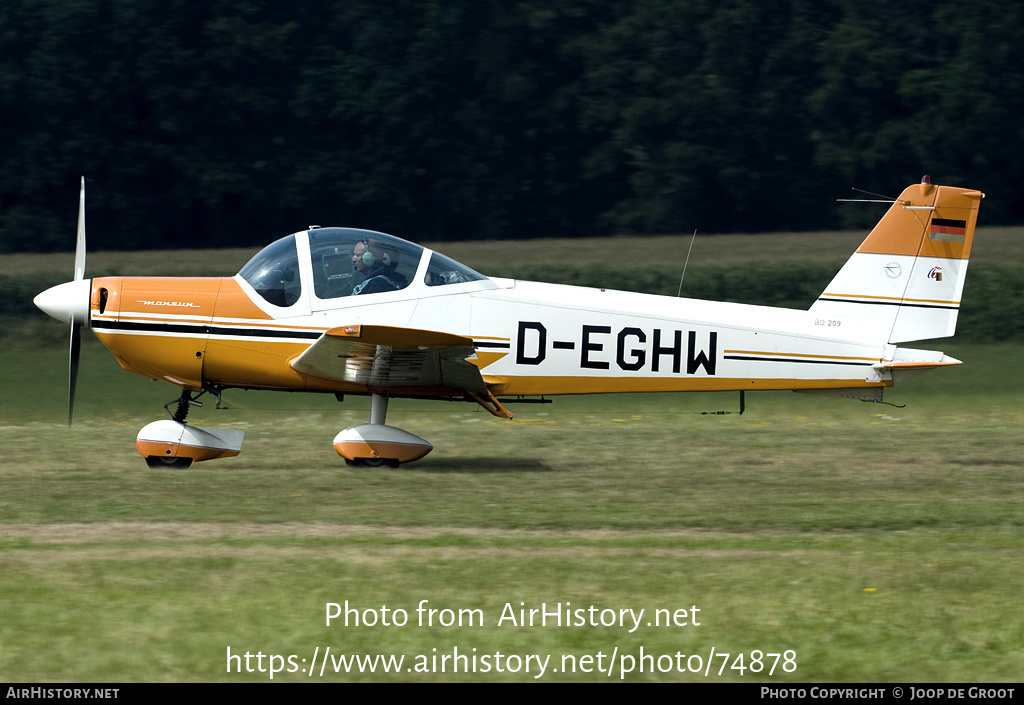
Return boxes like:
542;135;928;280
289;324;487;394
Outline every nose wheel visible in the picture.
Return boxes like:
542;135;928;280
137;388;244;468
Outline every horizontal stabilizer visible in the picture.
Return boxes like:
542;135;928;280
873;348;961;385
873;348;962;371
874;359;961;370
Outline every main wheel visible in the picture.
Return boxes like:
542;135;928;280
145;455;193;469
344;457;400;468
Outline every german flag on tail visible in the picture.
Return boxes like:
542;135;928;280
930;217;967;242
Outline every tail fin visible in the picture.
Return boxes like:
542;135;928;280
809;177;984;343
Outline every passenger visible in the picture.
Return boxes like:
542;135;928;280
352;239;406;294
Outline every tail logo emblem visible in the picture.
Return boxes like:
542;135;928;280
928;266;943;282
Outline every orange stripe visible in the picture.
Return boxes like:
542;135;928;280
821;292;960;306
724;349;877;362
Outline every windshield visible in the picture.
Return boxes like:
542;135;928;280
424;251;487;287
237;234;301;307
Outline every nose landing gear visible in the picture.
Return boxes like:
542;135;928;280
136;388;244;469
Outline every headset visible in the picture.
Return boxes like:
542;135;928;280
358;239;390;268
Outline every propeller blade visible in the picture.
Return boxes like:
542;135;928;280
68;321;81;425
74;177;86;281
68;177;86;425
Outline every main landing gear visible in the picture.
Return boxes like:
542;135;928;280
333;393;433;468
135;388;505;470
136;388;245;469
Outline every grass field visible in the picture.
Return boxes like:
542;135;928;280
1;237;1022;682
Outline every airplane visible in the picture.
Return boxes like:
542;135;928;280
34;176;983;468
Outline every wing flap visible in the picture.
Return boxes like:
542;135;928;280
290;325;486;393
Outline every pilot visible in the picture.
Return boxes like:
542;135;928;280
352;239;407;295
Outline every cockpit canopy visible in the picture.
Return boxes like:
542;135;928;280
238;227;488;308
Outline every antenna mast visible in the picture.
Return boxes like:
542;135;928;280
677;229;698;297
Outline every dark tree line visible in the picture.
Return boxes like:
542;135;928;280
1;0;1021;252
